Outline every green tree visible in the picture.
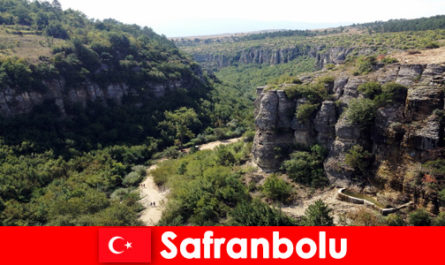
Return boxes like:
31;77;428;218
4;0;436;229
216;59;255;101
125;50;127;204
160;107;201;146
344;98;376;127
262;174;293;203
345;145;373;176
303;200;334;226
385;213;406;226
281;145;328;187
408;209;432;226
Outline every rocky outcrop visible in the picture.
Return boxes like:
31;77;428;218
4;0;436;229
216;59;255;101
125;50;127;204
192;46;373;70
0;77;199;117
252;63;445;189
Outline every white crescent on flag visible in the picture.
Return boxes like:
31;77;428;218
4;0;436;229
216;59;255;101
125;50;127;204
108;236;124;255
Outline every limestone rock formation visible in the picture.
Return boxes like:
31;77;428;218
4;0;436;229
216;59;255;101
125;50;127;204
252;63;445;190
191;46;373;70
0;75;204;117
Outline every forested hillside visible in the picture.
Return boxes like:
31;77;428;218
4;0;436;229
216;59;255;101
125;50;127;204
0;0;250;225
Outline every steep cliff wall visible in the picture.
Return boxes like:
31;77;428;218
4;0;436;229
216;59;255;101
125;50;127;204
252;63;445;208
0;63;209;117
0;78;188;117
192;46;375;70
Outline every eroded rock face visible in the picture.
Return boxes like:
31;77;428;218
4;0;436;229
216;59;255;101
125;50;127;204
252;63;445;184
191;46;371;70
314;101;337;147
0;78;192;117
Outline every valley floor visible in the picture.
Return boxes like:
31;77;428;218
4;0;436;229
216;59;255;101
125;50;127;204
138;137;243;225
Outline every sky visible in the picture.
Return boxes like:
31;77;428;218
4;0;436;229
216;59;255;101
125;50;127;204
57;0;445;37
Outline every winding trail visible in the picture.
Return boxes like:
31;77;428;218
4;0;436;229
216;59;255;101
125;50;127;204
138;137;243;225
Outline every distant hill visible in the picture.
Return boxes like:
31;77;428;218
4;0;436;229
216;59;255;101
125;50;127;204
175;15;445;47
175;15;445;71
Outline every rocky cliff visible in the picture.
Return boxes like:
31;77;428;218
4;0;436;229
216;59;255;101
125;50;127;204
191;46;375;70
0;69;206;117
252;63;445;211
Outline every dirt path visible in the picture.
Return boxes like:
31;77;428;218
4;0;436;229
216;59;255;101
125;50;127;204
138;159;168;225
281;187;364;225
198;137;243;151
138;137;243;225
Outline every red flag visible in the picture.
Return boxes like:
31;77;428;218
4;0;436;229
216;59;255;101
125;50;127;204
98;227;151;263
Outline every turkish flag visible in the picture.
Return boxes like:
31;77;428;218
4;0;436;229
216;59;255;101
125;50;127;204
98;227;151;263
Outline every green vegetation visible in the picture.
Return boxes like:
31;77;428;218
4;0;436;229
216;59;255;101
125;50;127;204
0;143;149;225
439;189;445;207
229;199;298;226
346;82;407;127
432;212;445;226
180;29;445;61
354;56;377;75
358;81;382;99
215;56;316;97
423;159;445;176
358;15;445;33
296;103;320;121
159;107;201;147
303;200;334;226
345;145;373;177
385;213;406;226
347;208;385;226
152;141;298;225
281;145;328;188
408;209;432;226
378;82;408;104
0;0;253;226
344;98;376;127
262;174;293;204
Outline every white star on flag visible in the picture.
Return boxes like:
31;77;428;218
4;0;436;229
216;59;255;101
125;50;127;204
125;241;132;249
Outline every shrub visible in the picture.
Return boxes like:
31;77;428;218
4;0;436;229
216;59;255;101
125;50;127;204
345;145;373;176
432;212;445;226
303;200;334;226
381;57;398;64
408;209;432;226
0;57;33;90
423;159;445;176
215;146;236;166
378;82;408;104
296;103;319;121
348;208;385;226
122;171;143;187
262;174;293;204
425;41;439;49
439;189;445;207
358;82;382;99
45;22;69;39
317;76;335;85
284;85;298;99
283;83;327;103
131;165;147;177
281;145;328;188
229;199;299;226
344;98;376;127
325;63;335;70
385;213;406;226
355;56;377;75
